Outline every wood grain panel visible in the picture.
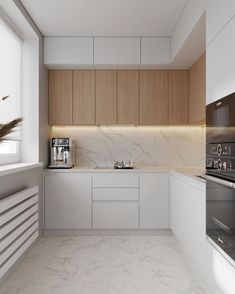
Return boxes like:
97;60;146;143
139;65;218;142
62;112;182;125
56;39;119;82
189;53;206;124
139;70;169;125
73;70;95;125
96;70;117;125
49;70;72;125
118;70;139;125
169;70;189;125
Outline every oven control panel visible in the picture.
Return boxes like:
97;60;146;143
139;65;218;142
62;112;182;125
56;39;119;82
209;143;235;157
206;143;235;174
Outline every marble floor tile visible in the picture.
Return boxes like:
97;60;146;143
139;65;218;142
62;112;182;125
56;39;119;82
0;236;211;294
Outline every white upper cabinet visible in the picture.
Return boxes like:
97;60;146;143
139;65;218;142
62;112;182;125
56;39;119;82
94;37;140;65
141;37;170;65
206;0;235;45
206;16;235;104
44;36;173;67
44;37;93;67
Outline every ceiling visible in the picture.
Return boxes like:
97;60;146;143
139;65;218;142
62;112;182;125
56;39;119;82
20;0;188;37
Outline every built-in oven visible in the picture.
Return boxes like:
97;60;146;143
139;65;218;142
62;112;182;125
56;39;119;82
206;92;235;267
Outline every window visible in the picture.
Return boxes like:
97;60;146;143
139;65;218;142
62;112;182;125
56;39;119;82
0;16;22;165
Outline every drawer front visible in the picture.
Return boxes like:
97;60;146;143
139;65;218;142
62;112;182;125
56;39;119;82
93;174;139;188
93;202;139;229
93;188;139;201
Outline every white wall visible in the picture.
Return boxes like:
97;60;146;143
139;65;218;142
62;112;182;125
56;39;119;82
171;0;206;62
206;0;235;46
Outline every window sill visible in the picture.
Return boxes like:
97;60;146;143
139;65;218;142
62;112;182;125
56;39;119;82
0;162;43;177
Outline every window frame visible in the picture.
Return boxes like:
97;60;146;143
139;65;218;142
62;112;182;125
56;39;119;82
0;14;23;166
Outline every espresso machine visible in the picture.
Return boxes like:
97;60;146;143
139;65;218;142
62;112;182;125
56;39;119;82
49;138;74;169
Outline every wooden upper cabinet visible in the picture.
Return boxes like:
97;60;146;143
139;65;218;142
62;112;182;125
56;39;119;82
169;71;189;125
96;70;117;125
139;70;169;125
189;53;206;124
49;70;72;125
73;70;95;125
117;70;139;125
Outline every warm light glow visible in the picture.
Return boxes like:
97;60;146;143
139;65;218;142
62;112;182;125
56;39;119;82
52;125;206;131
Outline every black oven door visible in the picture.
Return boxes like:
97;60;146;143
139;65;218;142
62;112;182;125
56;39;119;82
206;175;235;266
207;92;235;127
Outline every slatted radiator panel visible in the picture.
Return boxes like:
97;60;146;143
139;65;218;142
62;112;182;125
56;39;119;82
0;186;39;279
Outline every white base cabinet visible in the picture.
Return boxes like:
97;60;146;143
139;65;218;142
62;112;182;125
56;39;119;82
44;171;169;231
140;173;169;229
170;173;206;279
44;173;92;229
93;202;139;229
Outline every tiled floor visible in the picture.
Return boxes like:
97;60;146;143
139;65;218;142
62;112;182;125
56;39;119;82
0;235;211;294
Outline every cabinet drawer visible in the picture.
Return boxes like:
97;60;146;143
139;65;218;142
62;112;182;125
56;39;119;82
93;174;139;188
93;202;139;229
93;188;139;201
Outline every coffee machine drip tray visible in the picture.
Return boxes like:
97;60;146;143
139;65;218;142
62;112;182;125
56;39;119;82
49;165;73;169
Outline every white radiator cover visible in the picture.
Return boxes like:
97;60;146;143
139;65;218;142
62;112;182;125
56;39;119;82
0;186;39;279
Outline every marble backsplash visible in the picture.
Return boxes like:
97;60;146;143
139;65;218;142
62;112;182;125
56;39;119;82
51;126;205;168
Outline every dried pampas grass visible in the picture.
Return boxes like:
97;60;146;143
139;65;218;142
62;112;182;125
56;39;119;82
0;118;23;141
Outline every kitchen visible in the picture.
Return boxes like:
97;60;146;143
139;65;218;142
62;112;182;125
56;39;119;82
0;1;234;294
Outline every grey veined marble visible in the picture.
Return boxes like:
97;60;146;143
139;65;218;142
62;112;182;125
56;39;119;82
0;236;211;294
51;126;205;168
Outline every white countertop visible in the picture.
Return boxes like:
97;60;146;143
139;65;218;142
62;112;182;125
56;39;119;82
45;166;205;190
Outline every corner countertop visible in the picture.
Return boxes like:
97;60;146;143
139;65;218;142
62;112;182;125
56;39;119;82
44;166;205;190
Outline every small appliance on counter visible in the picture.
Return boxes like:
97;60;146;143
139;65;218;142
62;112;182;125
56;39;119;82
49;138;74;169
113;160;134;169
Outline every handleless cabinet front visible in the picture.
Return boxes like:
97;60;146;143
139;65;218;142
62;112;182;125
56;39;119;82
117;70;139;125
92;174;139;229
139;70;169;125
73;70;95;125
44;173;92;229
140;173;169;229
96;70;117;125
49;70;72;125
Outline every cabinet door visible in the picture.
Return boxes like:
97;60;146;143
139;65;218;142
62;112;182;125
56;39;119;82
140;173;169;229
96;70;117;125
170;174;206;279
139;70;169;125
44;173;91;229
170;176;194;256
93;202;139;229
141;37;170;65
44;37;93;66
169;71;189;125
94;37;140;65
49;70;72;125
192;187;206;279
73;70;95;125
189;54;206;124
170;176;182;236
118;70;139;125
